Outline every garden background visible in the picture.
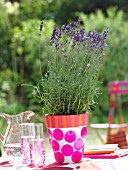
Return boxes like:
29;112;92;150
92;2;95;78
0;0;128;148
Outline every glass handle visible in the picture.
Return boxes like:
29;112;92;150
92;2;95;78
26;111;35;121
20;111;35;123
0;113;11;142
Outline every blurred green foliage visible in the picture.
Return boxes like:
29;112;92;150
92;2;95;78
5;0;128;24
79;7;128;122
0;1;128;127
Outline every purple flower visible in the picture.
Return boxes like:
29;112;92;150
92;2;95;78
72;39;76;47
61;24;66;32
73;17;81;28
48;18;108;62
32;89;36;95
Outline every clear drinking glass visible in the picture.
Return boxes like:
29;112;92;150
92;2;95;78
20;123;46;167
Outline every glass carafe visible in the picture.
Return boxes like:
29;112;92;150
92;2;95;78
0;111;35;157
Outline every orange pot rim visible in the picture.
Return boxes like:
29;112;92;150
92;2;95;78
45;112;88;128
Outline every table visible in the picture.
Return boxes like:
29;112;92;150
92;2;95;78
94;157;128;170
90;123;128;144
0;153;128;170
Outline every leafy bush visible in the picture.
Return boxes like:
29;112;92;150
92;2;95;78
0;69;26;114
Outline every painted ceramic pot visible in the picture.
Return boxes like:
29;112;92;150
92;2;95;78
45;113;88;164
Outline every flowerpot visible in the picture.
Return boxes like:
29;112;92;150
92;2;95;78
45;113;88;164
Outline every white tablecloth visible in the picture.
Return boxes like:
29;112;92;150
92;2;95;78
0;154;128;170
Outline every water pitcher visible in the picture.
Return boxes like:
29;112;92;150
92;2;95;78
0;111;35;156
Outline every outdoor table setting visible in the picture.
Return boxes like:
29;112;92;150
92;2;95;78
0;120;128;170
0;148;128;170
0;111;93;170
0;116;102;170
0;111;128;170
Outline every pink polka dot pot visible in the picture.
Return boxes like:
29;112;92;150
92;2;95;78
45;113;88;164
48;126;87;163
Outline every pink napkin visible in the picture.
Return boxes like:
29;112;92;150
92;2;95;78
43;162;73;170
0;160;73;170
0;160;13;170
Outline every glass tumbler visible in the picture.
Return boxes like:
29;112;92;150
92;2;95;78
20;123;45;167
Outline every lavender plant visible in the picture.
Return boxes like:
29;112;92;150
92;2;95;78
34;18;108;115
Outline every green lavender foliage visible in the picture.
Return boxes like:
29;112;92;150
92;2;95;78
41;48;99;115
34;19;108;115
